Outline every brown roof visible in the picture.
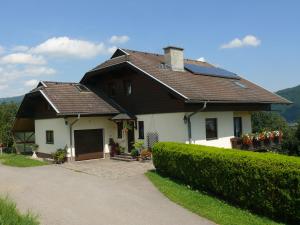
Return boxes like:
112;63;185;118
83;48;290;104
31;81;120;115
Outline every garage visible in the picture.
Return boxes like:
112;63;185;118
74;129;104;161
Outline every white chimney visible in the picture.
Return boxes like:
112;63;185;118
163;46;184;72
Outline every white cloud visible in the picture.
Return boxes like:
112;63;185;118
109;35;130;44
11;45;29;52
0;45;5;55
221;35;261;49
0;84;8;90
197;57;206;62
24;79;39;87
23;66;56;76
0;53;46;65
31;36;114;58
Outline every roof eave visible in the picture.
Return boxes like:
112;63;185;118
185;99;292;104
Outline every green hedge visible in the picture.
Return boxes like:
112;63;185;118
152;142;300;224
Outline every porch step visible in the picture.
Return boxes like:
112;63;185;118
111;154;136;162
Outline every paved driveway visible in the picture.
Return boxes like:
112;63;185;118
0;159;214;225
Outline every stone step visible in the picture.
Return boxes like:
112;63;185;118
110;156;136;162
115;154;133;159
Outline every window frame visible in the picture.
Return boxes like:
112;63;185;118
138;121;144;139
46;130;54;144
205;118;218;140
123;80;132;96
233;117;243;137
117;121;123;139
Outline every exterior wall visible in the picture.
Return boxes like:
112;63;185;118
190;111;234;148
35;117;117;158
69;117;116;157
34;112;252;158
135;111;252;149
35;118;70;155
135;113;187;145
233;111;252;134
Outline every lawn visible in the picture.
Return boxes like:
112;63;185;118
0;196;39;225
0;154;48;167
146;171;285;225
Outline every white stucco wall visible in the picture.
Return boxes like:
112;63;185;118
234;111;252;134
136;111;252;149
34;112;252;157
35;118;70;155
70;117;116;156
35;117;117;157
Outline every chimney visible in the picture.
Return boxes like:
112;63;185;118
163;46;184;71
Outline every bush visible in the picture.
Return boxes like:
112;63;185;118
51;147;67;164
130;149;139;158
152;142;300;224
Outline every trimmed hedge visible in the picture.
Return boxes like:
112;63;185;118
152;142;300;224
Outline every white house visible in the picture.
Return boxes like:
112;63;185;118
13;47;290;160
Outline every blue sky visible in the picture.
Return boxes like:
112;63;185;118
0;0;299;97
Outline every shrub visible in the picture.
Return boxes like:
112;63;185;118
152;142;300;224
51;147;67;164
130;149;139;158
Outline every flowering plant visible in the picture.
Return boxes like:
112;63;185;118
242;133;253;145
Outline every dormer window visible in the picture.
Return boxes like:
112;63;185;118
74;84;89;92
123;80;132;96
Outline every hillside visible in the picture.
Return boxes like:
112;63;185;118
0;95;23;104
274;85;300;122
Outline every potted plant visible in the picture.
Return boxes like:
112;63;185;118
242;133;253;149
130;149;139;160
140;149;152;161
51;147;67;164
273;130;283;144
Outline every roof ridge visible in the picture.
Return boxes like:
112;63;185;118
42;81;79;85
122;48;211;65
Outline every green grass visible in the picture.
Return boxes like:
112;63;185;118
0;196;39;225
0;154;48;167
146;171;285;225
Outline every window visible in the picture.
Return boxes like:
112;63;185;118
107;82;116;97
123;80;132;96
74;84;89;92
138;121;144;139
46;130;54;144
205;118;218;140
117;122;123;139
234;117;243;137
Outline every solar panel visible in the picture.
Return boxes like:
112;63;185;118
184;63;239;79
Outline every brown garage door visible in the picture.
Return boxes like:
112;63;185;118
74;129;104;161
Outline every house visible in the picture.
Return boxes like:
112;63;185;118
13;46;290;160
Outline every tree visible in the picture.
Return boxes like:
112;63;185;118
0;102;19;147
252;111;289;133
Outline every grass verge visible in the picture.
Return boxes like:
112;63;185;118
0;196;39;225
0;154;48;167
146;171;284;225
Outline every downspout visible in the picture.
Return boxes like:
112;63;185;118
184;101;207;144
68;114;80;161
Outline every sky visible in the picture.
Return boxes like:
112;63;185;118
0;0;299;97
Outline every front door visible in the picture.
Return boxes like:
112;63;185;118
127;121;135;152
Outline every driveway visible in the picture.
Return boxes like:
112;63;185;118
0;159;214;225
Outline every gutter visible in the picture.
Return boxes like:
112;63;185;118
68;114;80;161
184;101;208;144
